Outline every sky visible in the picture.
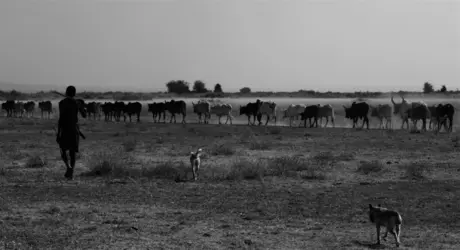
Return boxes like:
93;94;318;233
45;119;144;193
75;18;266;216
0;0;458;93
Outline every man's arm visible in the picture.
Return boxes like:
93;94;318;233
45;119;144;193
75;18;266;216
56;101;63;142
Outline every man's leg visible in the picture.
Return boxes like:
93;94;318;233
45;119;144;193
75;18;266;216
67;150;76;180
61;148;73;179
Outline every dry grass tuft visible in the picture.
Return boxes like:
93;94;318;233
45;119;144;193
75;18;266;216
356;160;386;174
24;155;47;168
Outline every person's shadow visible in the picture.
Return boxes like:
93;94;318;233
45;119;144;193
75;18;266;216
352;240;387;249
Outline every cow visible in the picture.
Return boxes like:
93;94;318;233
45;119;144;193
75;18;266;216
165;99;186;124
86;102;102;120
39;101;53;119
370;104;393;129
301;105;320;128
391;96;425;130
343;102;370;129
2;100;15;117
317;104;335;128
239;99;262;125
192;101;211;124
101;102;114;121
435;103;455;132
147;102;166;123
282;104;306;127
406;103;430;132
23;101;35;118
210;103;233;125
257;101;277;126
14;102;25;118
113;101;126;122
123;102;142;122
75;99;88;119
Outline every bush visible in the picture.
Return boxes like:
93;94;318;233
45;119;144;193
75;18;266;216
211;143;236;156
122;137;137;152
402;161;429;180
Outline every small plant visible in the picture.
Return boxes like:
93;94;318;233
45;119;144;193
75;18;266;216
267;127;282;135
25;155;47;168
311;151;335;164
356;160;385;174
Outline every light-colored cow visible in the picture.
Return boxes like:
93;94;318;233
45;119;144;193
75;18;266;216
192;101;211;124
370;104;393;129
317;104;335;128
391;96;425;130
210;103;233;125
282;104;306;127
258;101;277;126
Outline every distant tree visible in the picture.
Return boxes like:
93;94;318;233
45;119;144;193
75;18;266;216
214;83;223;93
440;85;447;93
192;80;208;93
166;80;190;94
423;82;434;94
239;87;251;94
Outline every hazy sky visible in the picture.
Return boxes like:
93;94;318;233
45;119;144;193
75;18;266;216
0;0;458;92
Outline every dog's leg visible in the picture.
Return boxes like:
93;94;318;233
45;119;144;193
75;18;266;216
376;225;381;245
395;224;401;247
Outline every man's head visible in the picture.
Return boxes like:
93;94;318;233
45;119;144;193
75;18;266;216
65;85;76;97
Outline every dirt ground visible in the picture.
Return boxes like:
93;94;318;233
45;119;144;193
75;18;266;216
1;101;460;249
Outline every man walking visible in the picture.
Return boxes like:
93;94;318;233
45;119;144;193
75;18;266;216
56;85;85;180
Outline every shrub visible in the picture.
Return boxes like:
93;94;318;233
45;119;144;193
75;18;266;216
248;140;271;150
402;161;429;180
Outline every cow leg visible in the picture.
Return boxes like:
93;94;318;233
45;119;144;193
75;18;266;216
182;113;186;124
265;115;269;126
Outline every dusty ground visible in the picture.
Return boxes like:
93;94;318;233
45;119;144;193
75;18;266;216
1;100;460;249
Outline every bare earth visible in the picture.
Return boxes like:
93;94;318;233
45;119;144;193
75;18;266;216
1;97;460;249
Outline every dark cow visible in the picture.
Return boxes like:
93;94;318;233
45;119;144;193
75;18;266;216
164;100;186;124
406;103;430;132
343;102;370;129
23;101;35;118
86;102;102;120
113;101;125;122
300;105;320;128
435;103;455;132
123;102;142;122
14;102;25;118
2;100;15;117
101;102;114;121
147;102;166;123
39;101;53;119
428;105;438;130
239;99;262;125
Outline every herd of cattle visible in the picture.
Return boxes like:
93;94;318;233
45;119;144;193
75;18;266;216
0;96;456;132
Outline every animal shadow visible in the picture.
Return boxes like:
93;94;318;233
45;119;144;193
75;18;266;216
352;240;387;249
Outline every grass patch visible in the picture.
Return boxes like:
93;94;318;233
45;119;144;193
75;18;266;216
266;127;282;135
356;160;386;174
24;155;47;168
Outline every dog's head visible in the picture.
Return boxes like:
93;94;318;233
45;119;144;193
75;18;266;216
190;148;203;160
368;204;382;223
